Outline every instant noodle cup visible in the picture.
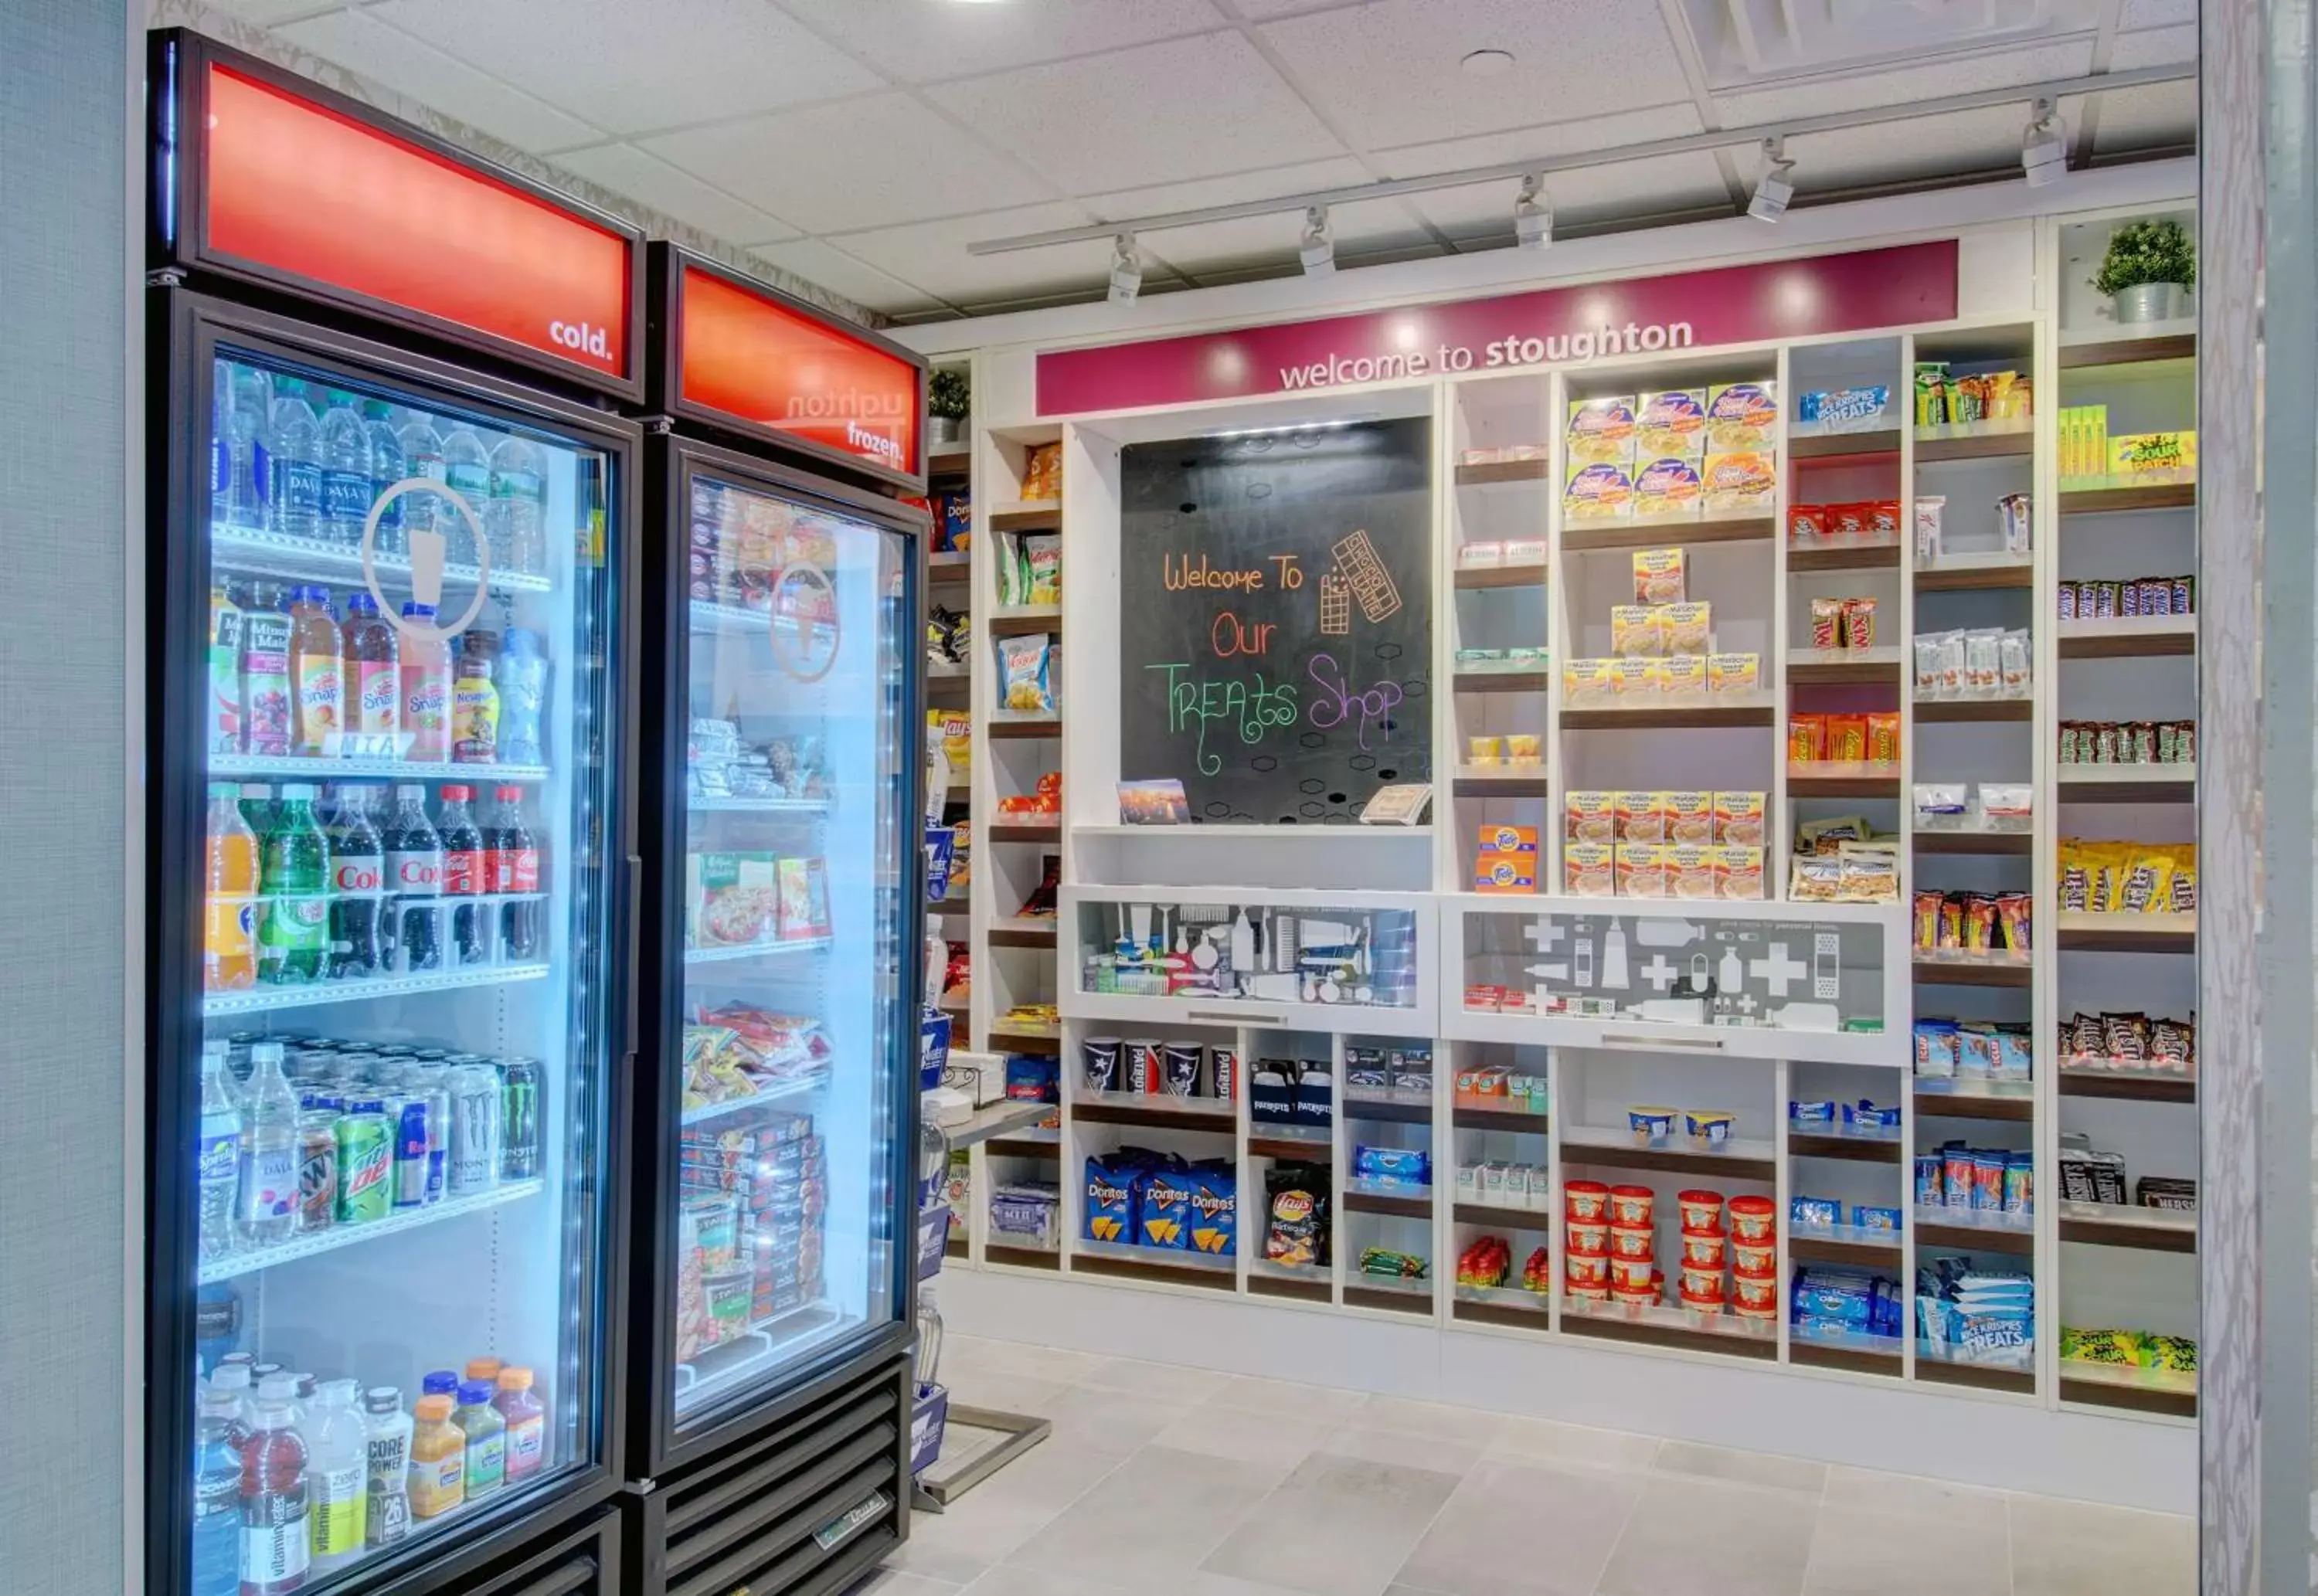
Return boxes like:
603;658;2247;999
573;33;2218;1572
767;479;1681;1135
1627;1105;1677;1145
1732;1240;1778;1278
1728;1196;1776;1243
1677;1190;1725;1233
1678;1230;1728;1268
1609;1224;1655;1261
1565;1218;1609;1256
1609;1255;1655;1292
1564;1180;1611;1223
1608;1185;1655;1226
1679;1263;1725;1299
1733;1272;1779;1312
1565;1251;1610;1288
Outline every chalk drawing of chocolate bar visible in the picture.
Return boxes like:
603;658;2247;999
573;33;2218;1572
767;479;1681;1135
1318;573;1351;635
1331;528;1402;623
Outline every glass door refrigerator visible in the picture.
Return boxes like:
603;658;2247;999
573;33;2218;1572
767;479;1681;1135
144;33;639;1596
626;247;926;1594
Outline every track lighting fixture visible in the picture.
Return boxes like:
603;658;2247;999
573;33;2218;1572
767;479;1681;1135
1748;137;1795;222
1514;174;1552;251
1107;232;1142;304
1299;205;1335;276
2022;97;2067;188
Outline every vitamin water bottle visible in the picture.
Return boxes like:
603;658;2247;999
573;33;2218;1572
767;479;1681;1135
239;1374;310;1594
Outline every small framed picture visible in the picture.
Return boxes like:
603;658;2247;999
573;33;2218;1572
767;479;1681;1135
1360;784;1433;826
1117;779;1190;825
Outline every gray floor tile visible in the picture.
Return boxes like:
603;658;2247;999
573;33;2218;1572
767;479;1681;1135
2009;1496;2196;1596
1076;1354;1235;1403
1004;1444;1279;1582
879;1441;1124;1585
1199;1452;1465;1596
1392;1455;1642;1596
1653;1439;1829;1499
938;1369;1072;1420
1328;1421;1487;1479
1155;1402;1349;1471
1819;1465;2011;1530
1034;1381;1191;1457
1487;1415;1660;1474
1358;1394;1507;1449
850;1571;964;1594
957;1569;1125;1596
942;1336;1106;1386
1802;1505;2009;1596
1202;1373;1372;1423
1594;1475;1817;1596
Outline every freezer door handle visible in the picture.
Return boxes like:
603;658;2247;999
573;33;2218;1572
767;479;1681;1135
627;853;643;1061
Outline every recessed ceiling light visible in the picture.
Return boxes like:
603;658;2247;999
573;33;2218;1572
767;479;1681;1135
1460;49;1515;77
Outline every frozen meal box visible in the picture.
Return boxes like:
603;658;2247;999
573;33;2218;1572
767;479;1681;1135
1565;396;1638;465
1564;460;1635;521
1705;381;1779;452
1632;457;1704;519
1635;389;1708;458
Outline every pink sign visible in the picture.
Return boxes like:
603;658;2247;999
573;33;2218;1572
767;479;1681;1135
1036;240;1959;416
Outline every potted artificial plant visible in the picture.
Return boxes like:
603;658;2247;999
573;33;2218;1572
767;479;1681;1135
2091;219;2196;324
928;367;969;447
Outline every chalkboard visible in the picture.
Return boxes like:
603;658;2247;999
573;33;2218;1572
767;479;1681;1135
1119;417;1433;823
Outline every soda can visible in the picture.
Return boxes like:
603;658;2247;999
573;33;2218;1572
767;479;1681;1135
410;1078;451;1202
295;1111;338;1234
334;1099;393;1224
447;1065;503;1196
392;1095;433;1208
500;1057;542;1181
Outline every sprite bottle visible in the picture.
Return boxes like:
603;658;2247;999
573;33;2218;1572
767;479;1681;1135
258;783;328;985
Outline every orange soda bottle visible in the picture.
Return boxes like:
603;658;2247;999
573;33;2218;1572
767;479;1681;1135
204;782;259;990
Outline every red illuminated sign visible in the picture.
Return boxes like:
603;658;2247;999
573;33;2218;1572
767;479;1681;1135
671;259;923;484
192;56;636;388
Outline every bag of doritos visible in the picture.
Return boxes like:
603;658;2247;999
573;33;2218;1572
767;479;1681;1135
1083;1155;1135;1244
1184;1160;1237;1256
1137;1156;1193;1249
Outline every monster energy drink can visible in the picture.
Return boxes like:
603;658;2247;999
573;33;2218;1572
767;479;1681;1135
446;1065;502;1196
498;1057;542;1181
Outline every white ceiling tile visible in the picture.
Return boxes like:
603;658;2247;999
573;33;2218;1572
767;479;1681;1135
2110;25;2198;70
2121;0;2195;26
1370;104;1709;178
1229;0;1375;15
642;94;1049;233
748;239;946;317
1260;0;1691;150
825;204;1127;301
364;0;884;136
274;10;603;151
776;0;1229;84
926;32;1345;193
2085;80;2198;153
547;144;799;246
199;0;352;22
1407;153;1734;240
1081;157;1375;222
1778;104;2027;192
1713;39;2095;124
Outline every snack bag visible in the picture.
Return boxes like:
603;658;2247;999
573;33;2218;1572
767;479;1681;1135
1825;714;1869;764
1789;504;1829;545
1565;396;1638;464
998;633;1055;714
1633;548;1686;603
1565;792;1616;844
1021;441;1062;501
1563;658;1615;707
1083;1156;1134;1243
1565;461;1635;521
1021;533;1062;604
1811;596;1844;651
1659;654;1708;699
1659;601;1711;654
1701;450;1776;514
1636;389;1708;458
1137;1160;1194;1249
1611;604;1665;658
1708;652;1760;696
1263;1165;1330;1267
1563;841;1615;896
930;708;971;777
1842;596;1878;650
1705;382;1779;451
1632;457;1704;518
1184;1162;1237;1255
1866;711;1902;768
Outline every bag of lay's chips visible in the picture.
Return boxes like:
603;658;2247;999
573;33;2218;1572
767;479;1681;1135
1083;1155;1136;1244
1264;1163;1330;1268
1184;1160;1237;1255
1137;1156;1194;1249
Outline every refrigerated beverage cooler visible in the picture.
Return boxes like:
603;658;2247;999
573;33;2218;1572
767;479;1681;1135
144;35;640;1596
624;246;930;1596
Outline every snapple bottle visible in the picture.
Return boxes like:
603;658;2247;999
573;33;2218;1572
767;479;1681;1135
288;585;344;756
340;593;399;747
399;603;449;761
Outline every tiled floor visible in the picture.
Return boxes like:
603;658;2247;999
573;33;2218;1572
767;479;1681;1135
858;1334;2195;1596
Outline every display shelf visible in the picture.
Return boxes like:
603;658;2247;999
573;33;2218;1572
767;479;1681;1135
1247;1266;1331;1303
1454;1007;1904;1070
1451;1201;1551;1228
1790;427;1902;460
984;1244;1061;1271
1912;828;2034;855
987;715;1062;740
987;919;1058;947
1912;953;2033;987
926;660;970;682
1453;560;1550;589
1452;1285;1552;1329
2060;1362;2197;1417
1913;417;2033;449
1341;1094;1432;1125
1344;1278;1435;1316
2055;616;2197;657
1914;429;2037;462
195;1179;544;1285
681;1071;830;1127
940;1100;1056;1150
1069;822;1430;840
987;822;1059;844
1342;1185;1433;1218
1072;1240;1236;1290
1071;1093;1233;1131
1454;457;1552;485
1451;1105;1552;1134
2057;320;2197;367
984;1136;1060;1161
683;936;833;965
1562;514;1776;552
201;960;549;1017
2058;481;2197;514
1455;671;1551;694
1562;1297;1778;1360
1560;1125;1776;1182
1913;697;2033;723
1915;1339;2036;1394
1788;1226;1904;1268
1789;1326;1905;1374
2055;912;2197;952
209;752;551;783
1786;764;1901;797
989;1024;1060;1055
1789;1131;1904;1163
1788;538;1900;572
1561;695;1776;730
2058;1201;2197;1253
987;502;1061;531
1914;1080;2036;1121
1453;766;1550;796
1249;1133;1331;1163
2057;1068;2195;1104
1914;553;2034;591
928;443;973;476
1914;1209;2034;1255
928;552;971;584
1788;647;1902;684
929;898;971;920
2056;765;2196;803
210;522;552;593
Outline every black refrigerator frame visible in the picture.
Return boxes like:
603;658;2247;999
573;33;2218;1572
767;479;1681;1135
629;426;930;1490
141;287;644;1596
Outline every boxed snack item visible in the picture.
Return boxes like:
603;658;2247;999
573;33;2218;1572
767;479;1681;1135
1633;548;1686;603
1565;790;1617;844
1564;460;1635;521
1664;790;1715;845
1798;385;1891;433
1611;657;1660;698
1716;845;1766;900
1708;652;1760;696
1667;842;1718;900
1705;382;1779;451
1701;451;1776;514
1632;457;1704;519
1616;790;1667;844
1565;396;1638;465
1789;713;1827;764
1611;604;1665;657
1713;791;1766;846
1564;657;1615;707
1789;503;1830;545
1659;654;1708;698
1563;841;1615;896
1659;601;1711;654
2110;430;2197;480
1615;841;1670;898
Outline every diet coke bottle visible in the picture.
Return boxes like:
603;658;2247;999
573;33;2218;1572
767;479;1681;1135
326;784;383;980
382;785;442;973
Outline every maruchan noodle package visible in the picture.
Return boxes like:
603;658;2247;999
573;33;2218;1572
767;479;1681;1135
1565;791;1616;844
1632;548;1686;603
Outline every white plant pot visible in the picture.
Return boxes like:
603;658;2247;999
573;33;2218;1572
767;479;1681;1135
2112;283;2185;324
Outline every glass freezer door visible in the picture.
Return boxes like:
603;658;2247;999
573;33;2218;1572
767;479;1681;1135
668;470;909;1428
180;339;620;1593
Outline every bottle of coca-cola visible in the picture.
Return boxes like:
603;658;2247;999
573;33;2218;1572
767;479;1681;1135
326;785;384;980
437;785;488;967
484;786;542;963
382;785;442;973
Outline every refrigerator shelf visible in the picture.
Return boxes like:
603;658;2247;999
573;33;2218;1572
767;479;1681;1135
210;521;552;593
674;1300;851;1405
201;960;550;1016
683;936;835;964
210;752;551;783
195;1178;544;1285
681;1070;831;1126
688;794;829;813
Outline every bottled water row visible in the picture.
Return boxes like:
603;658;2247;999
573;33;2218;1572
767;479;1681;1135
211;360;548;577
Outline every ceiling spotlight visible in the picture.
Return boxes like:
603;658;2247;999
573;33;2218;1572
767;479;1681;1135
1460;49;1515;77
1299;205;1336;276
1106;232;1142;305
2022;97;2067;188
1747;137;1795;222
1514;173;1552;251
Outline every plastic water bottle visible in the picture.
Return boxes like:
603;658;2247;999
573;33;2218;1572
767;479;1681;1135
270;382;323;542
236;1042;301;1247
306;1378;369;1573
211;362;270;530
196;1041;243;1262
496;629;549;766
362;401;407;558
318;389;373;547
396;409;446;557
438;423;492;569
190;1386;245;1596
488;433;547;576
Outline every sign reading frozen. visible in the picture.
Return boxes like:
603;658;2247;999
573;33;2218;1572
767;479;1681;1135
1037;240;1959;415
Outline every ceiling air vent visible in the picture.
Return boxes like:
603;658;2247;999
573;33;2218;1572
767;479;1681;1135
1675;0;2104;89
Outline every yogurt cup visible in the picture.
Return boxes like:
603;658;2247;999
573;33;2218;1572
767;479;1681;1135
1728;1196;1777;1243
1609;1255;1655;1292
1679;1263;1725;1299
1564;1180;1611;1223
1609;1285;1658;1313
1628;1105;1678;1145
1565;1218;1609;1256
1732;1240;1778;1277
1678;1231;1728;1268
1684;1109;1735;1148
1609;1224;1655;1261
1565;1251;1610;1289
1732;1299;1778;1323
1608;1185;1655;1226
1676;1190;1725;1234
1678;1285;1727;1323
1566;1281;1611;1304
1733;1272;1779;1312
